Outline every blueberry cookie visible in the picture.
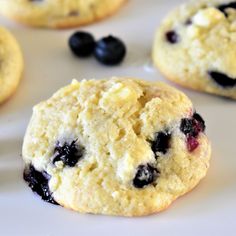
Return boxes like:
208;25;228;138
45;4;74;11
0;26;23;104
153;0;236;99
0;0;126;29
22;78;211;216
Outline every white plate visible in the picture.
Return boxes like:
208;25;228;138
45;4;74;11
0;0;236;235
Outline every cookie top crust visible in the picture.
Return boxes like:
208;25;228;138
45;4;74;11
23;78;211;216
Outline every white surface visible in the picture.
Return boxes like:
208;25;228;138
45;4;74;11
0;0;236;235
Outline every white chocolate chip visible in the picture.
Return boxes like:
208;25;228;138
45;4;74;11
193;7;224;28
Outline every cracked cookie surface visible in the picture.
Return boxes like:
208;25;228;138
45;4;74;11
23;77;211;216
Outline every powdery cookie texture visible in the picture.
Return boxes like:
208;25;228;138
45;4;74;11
22;77;211;216
153;0;236;99
0;26;23;104
0;0;126;29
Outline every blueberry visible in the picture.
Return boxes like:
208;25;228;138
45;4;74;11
69;31;95;57
208;71;236;88
165;30;179;44
180;118;196;136
193;113;206;133
53;140;84;167
185;19;193;25
217;2;236;16
151;131;171;158
180;113;205;152
133;164;159;189
94;35;126;65
23;165;58;205
180;114;205;138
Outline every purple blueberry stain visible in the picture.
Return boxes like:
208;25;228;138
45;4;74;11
187;136;199;152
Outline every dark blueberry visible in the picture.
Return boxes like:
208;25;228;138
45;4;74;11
133;164;159;189
186;136;199;152
151;131;171;157
94;35;126;65
217;1;236;16
208;71;236;88
165;30;179;44
185;19;193;25
180;113;205;152
53;140;84;167
180;113;205;138
69;31;95;57
23;165;58;205
180;118;196;136
193;112;206;133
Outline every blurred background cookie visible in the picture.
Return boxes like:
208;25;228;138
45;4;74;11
0;0;127;29
0;26;23;104
153;0;236;99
